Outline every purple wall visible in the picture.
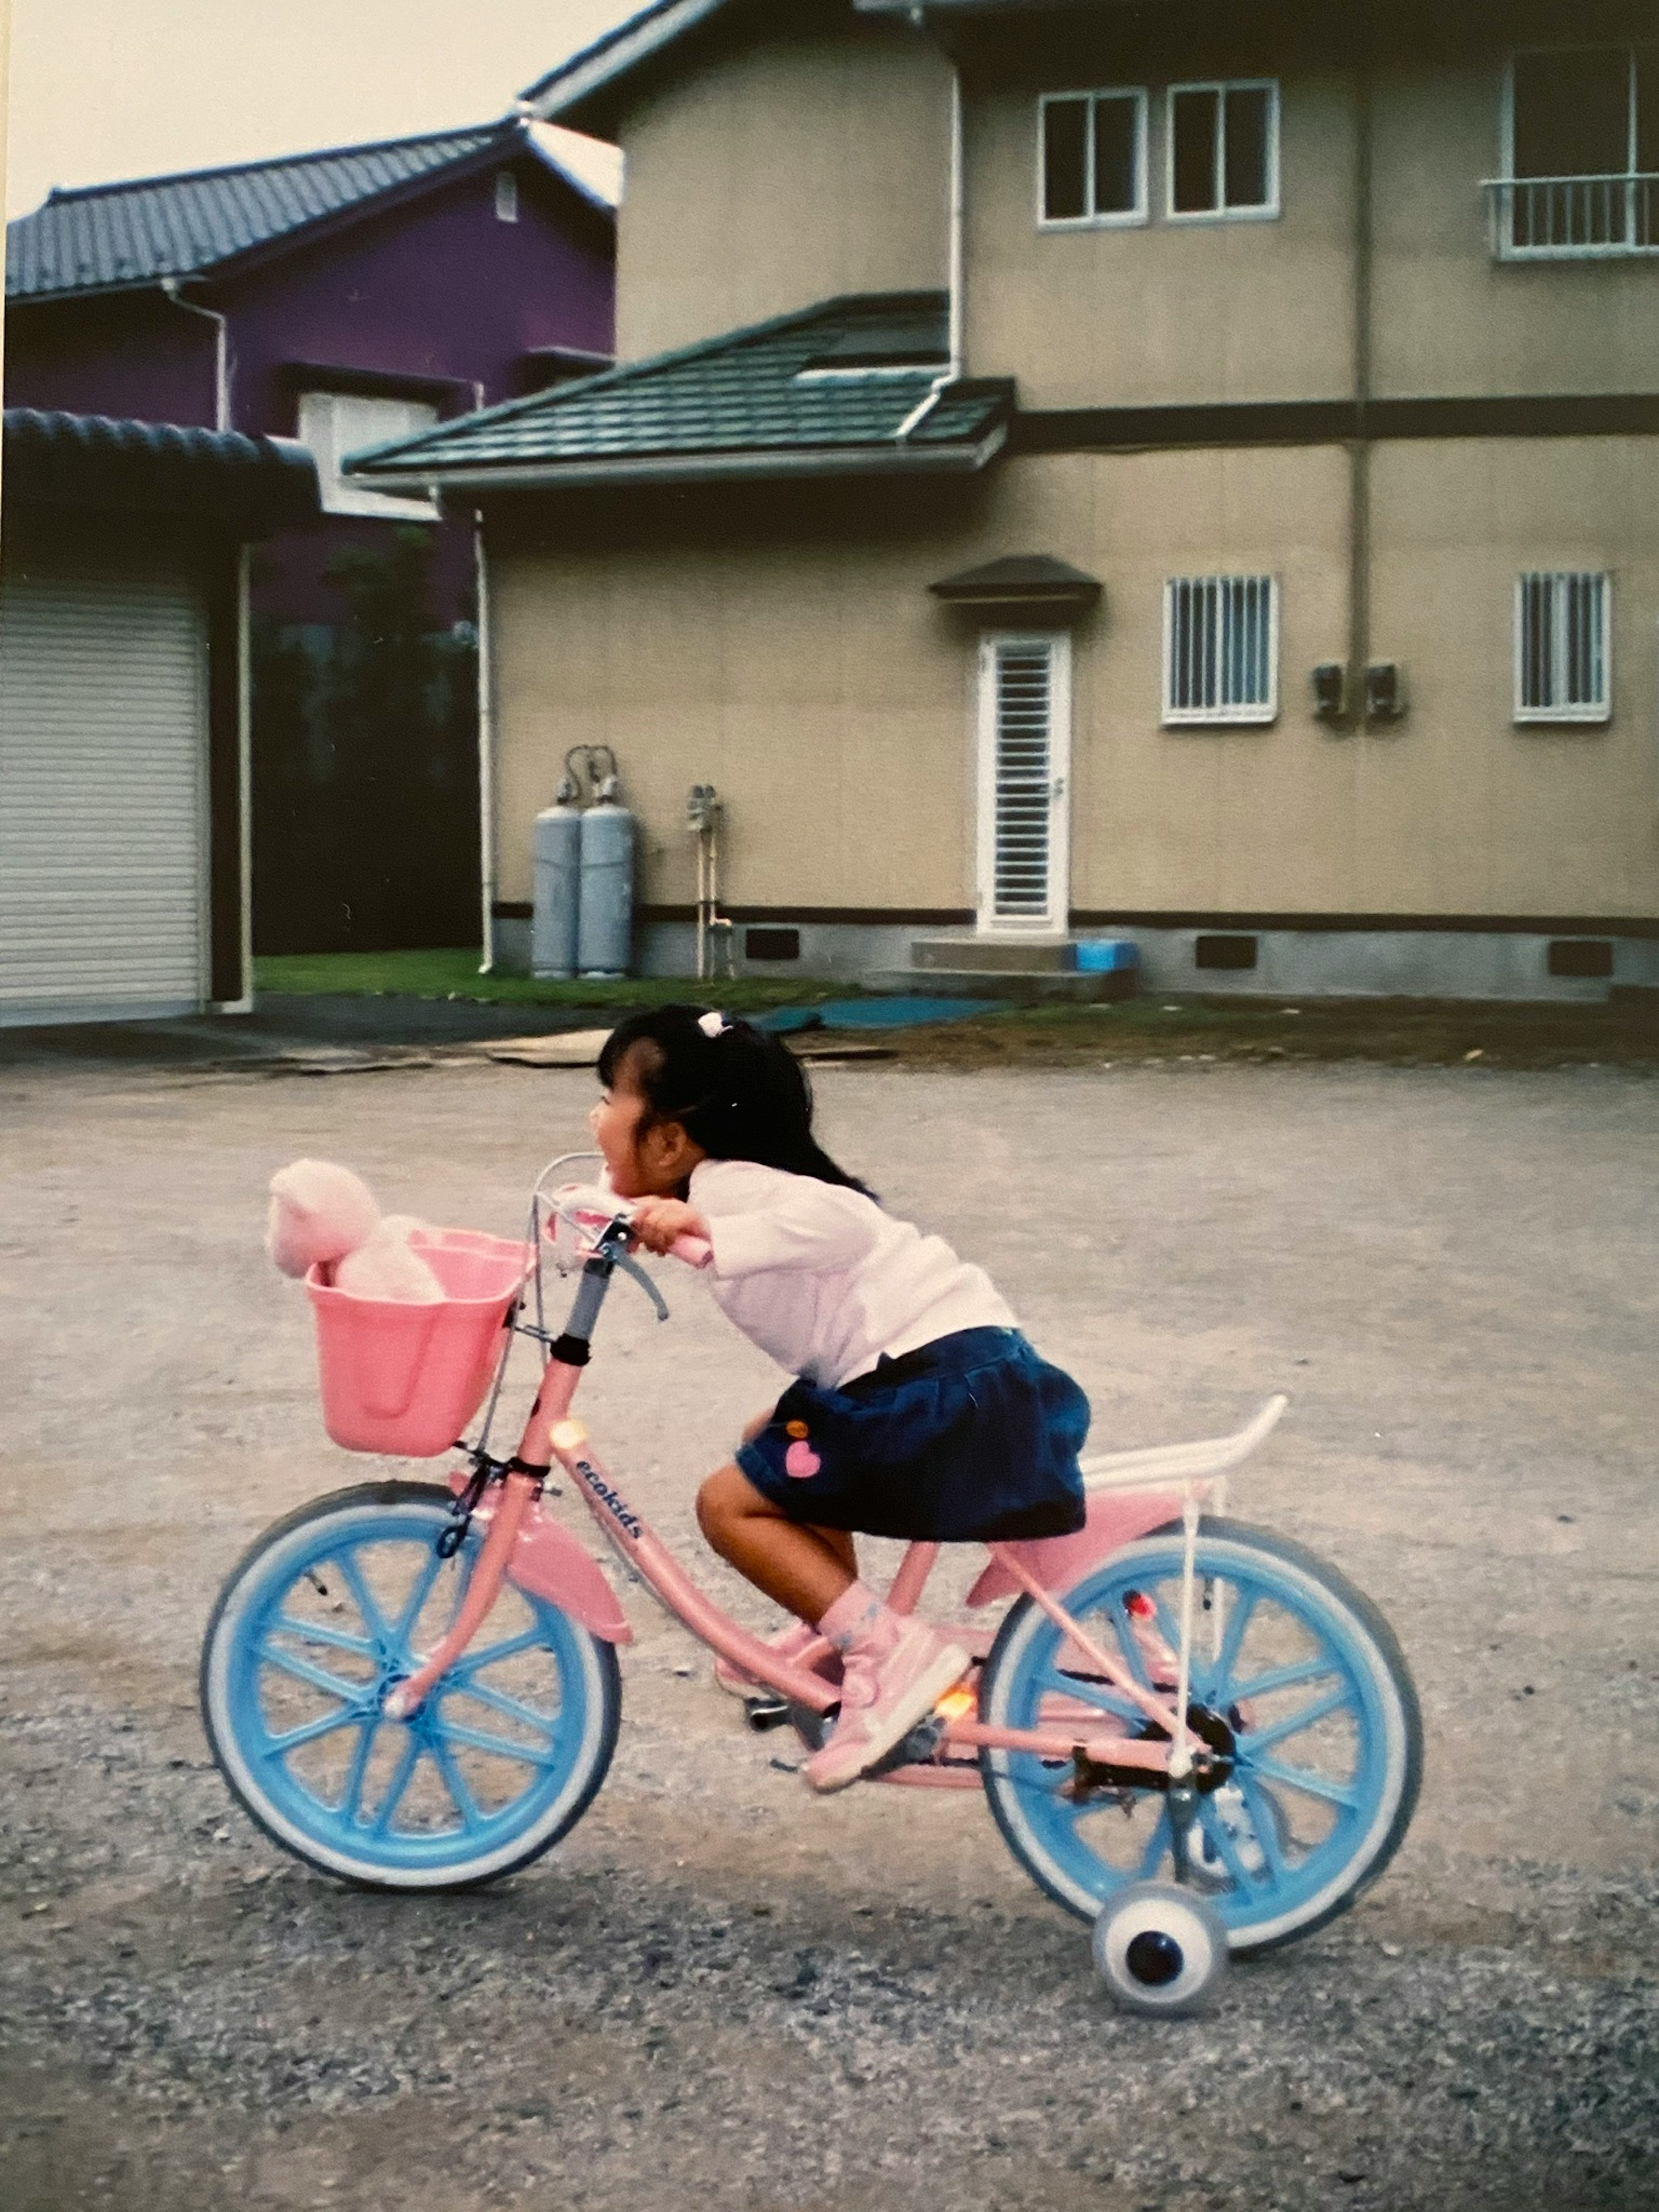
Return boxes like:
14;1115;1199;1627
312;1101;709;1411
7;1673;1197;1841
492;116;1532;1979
4;150;614;626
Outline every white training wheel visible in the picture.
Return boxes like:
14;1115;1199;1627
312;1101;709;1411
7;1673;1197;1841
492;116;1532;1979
1091;1882;1230;2018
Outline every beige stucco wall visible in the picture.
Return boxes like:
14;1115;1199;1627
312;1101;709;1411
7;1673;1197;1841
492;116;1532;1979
964;68;1359;408
1369;55;1659;400
963;38;1659;408
613;24;951;363
489;437;1659;922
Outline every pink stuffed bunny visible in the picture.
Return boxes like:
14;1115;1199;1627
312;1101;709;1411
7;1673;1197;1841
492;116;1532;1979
266;1159;444;1303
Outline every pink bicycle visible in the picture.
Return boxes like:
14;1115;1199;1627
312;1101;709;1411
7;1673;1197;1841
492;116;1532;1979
202;1160;1421;2015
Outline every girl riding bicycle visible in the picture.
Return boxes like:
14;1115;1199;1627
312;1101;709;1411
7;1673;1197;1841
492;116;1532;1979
589;1004;1092;1792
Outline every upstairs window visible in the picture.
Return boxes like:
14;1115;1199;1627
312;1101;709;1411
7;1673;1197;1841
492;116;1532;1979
1039;89;1148;226
1515;572;1611;723
1492;46;1657;256
1167;81;1279;219
1163;575;1278;725
296;391;439;520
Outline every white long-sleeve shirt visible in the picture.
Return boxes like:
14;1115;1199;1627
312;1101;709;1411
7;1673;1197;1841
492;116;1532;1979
689;1157;1017;1389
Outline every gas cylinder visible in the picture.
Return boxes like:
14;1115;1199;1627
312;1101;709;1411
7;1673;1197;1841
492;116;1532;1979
531;773;583;978
577;774;635;977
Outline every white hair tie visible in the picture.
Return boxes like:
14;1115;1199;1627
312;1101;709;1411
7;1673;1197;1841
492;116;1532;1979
697;1010;730;1039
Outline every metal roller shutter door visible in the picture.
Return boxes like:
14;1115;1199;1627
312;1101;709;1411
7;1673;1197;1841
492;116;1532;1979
0;551;209;1023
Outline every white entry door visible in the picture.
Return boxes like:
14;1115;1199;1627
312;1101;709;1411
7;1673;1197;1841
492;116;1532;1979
976;632;1071;932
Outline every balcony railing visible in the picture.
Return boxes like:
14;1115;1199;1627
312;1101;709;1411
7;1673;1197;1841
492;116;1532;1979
1482;172;1659;259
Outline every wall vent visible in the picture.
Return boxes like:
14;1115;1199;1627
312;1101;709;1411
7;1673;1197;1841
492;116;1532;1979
1194;933;1259;970
1547;938;1613;979
745;927;800;963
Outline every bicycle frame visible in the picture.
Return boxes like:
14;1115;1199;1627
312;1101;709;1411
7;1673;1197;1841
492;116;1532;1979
386;1198;1221;1793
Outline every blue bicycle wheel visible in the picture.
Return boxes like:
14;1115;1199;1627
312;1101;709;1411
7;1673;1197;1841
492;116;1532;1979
979;1519;1421;1956
201;1483;620;1889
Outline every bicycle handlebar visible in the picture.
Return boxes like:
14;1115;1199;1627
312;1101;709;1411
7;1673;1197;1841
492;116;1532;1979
546;1183;711;1272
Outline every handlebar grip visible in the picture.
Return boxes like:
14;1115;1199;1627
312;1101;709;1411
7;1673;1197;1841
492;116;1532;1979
671;1234;713;1270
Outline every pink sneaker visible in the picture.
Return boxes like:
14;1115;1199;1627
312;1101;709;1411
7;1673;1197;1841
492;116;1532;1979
712;1618;825;1698
803;1620;970;1794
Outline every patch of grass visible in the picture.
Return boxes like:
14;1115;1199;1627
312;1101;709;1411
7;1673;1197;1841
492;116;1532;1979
254;949;839;1013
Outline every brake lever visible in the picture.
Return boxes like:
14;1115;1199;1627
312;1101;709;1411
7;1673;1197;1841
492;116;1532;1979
610;1247;671;1321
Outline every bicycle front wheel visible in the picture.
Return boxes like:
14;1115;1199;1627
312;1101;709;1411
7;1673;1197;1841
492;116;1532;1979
200;1482;621;1890
979;1519;1421;1956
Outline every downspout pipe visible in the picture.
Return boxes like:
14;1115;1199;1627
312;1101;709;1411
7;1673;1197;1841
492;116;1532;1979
475;518;497;975
1345;14;1374;732
159;277;231;431
896;42;963;441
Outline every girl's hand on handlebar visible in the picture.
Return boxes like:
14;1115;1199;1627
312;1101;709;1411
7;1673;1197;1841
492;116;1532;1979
628;1196;711;1256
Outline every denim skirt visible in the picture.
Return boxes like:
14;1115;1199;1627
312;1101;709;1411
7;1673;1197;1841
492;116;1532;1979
735;1326;1089;1543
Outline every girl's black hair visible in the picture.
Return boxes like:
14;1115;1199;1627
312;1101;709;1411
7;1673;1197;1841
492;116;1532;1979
597;1005;873;1195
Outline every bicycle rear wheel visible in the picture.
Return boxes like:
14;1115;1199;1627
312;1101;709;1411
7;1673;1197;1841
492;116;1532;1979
200;1482;620;1890
979;1519;1421;1956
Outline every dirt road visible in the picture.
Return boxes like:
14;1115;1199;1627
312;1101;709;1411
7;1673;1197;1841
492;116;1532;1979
2;1055;1655;2211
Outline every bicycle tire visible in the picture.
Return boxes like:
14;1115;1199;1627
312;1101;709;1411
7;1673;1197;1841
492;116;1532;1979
978;1518;1421;1957
200;1481;621;1891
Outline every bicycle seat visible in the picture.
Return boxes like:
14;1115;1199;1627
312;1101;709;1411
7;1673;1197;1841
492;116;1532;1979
1077;1394;1288;1493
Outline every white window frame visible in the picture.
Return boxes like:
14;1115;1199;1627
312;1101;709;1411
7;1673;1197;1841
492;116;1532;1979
1487;45;1658;260
1165;79;1281;222
1036;88;1150;230
297;391;440;522
975;631;1072;934
1162;575;1279;726
1513;571;1613;725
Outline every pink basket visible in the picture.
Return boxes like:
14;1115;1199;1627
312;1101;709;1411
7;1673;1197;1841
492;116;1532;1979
307;1229;533;1456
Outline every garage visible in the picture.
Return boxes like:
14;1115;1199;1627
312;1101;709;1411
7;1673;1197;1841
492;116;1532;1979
0;410;316;1026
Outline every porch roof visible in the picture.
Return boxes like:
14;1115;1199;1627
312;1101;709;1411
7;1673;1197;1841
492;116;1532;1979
342;292;1014;493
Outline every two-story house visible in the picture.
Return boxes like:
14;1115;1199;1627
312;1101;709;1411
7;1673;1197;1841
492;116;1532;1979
347;0;1658;1001
6;117;616;958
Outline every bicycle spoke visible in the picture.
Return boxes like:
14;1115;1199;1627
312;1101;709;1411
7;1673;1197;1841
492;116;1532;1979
1195;1796;1261;1891
1205;1587;1259;1703
427;1734;483;1827
266;1706;360;1755
451;1627;544;1676
433;1717;557;1770
1227;1655;1340;1705
257;1643;361;1703
331;1550;391;1644
1236;1774;1288;1883
339;1718;378;1827
1239;1683;1351;1753
394;1545;448;1646
1246;1753;1360;1812
272;1613;372;1658
451;1678;558;1737
1135;1805;1172;1878
1101;1596;1154;1690
367;1734;422;1835
1042;1666;1144;1724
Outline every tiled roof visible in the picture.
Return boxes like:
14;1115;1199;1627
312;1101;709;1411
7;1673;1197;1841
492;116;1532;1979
4;407;319;531
345;292;1012;489
6;119;607;302
521;0;734;124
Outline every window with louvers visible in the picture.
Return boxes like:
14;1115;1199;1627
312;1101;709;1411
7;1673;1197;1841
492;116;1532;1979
990;641;1056;919
1515;572;1611;722
1163;575;1278;725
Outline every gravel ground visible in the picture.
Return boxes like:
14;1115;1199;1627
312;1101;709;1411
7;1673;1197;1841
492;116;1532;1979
2;1053;1656;2212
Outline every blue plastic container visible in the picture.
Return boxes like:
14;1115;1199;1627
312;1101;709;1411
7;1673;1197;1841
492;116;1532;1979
1075;939;1139;975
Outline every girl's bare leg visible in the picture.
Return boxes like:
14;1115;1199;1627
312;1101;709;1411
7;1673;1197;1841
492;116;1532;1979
697;1462;855;1623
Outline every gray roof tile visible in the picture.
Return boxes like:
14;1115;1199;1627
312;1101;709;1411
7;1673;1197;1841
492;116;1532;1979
346;292;1012;485
6;120;598;301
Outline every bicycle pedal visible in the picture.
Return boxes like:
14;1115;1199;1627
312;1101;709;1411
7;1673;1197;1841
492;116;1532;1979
742;1695;791;1733
867;1713;947;1777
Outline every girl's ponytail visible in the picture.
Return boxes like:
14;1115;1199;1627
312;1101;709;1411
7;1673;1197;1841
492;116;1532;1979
597;1006;873;1195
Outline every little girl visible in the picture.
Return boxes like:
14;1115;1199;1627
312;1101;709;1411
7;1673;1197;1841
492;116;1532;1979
589;1004;1090;1792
